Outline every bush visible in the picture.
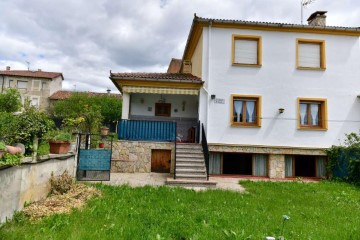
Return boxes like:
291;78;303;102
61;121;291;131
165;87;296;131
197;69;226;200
0;88;22;113
49;170;74;195
0;153;22;166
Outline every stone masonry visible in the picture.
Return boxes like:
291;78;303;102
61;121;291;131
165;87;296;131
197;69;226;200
111;140;174;173
268;154;285;178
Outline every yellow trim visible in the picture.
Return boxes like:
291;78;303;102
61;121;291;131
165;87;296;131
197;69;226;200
230;94;262;127
122;86;199;95
297;97;328;130
183;21;359;61
231;34;262;67
296;38;326;70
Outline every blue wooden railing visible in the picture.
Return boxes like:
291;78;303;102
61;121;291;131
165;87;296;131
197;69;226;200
118;119;176;142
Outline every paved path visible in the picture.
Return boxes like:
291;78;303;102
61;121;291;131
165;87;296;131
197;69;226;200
105;173;245;192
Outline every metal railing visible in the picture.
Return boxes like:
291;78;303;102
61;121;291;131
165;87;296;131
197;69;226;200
174;123;177;179
118;119;176;142
201;123;210;180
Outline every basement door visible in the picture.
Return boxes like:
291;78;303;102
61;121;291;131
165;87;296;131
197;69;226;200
151;150;171;173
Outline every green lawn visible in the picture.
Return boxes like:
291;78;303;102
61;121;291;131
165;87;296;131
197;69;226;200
1;181;359;240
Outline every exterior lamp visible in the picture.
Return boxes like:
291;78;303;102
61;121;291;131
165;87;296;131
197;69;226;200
211;94;216;100
278;108;285;114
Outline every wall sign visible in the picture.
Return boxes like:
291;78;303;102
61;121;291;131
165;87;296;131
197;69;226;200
214;98;225;104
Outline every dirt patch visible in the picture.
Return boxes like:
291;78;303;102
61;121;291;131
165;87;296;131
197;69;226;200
23;184;101;220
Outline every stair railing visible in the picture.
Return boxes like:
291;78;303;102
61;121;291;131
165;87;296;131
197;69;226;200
201;123;210;180
174;122;177;179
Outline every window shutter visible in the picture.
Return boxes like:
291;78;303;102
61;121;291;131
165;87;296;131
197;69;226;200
234;39;258;64
32;80;41;91
298;43;320;68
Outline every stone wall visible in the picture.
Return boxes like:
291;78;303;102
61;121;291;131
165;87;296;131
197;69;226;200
111;140;174;173
0;154;75;223
268;154;285;178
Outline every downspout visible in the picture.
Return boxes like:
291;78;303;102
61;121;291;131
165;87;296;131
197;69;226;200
1;76;4;93
205;20;212;137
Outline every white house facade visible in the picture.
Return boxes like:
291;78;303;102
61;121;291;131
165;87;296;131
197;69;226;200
111;12;360;182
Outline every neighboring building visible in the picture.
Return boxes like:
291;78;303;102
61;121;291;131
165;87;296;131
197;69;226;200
110;12;360;181
0;67;63;111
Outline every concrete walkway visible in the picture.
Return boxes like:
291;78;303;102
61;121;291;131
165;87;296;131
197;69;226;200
105;173;245;192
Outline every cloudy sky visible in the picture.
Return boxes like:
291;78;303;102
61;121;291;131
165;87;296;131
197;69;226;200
0;0;359;93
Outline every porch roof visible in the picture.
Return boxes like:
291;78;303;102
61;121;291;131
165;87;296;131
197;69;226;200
110;72;203;94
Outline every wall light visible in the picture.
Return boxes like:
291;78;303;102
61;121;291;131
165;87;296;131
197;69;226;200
278;108;285;114
211;94;216;100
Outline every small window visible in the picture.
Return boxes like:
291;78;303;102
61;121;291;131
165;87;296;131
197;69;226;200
17;80;28;89
232;35;262;67
231;95;261;127
155;103;171;117
296;39;326;70
8;80;13;88
31;97;40;108
32;80;41;91
298;98;327;130
42;82;47;89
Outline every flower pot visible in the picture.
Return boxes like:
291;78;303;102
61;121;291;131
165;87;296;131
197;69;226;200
99;143;104;148
49;140;71;154
100;127;109;136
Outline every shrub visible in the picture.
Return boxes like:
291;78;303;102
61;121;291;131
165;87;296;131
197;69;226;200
0;153;22;166
0;88;22;113
49;170;74;195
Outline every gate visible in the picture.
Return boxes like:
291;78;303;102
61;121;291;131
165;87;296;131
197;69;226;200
76;133;113;181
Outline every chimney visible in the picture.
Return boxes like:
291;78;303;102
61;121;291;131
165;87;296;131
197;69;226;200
106;88;111;94
38;69;42;71
6;66;10;71
307;11;327;27
181;60;192;74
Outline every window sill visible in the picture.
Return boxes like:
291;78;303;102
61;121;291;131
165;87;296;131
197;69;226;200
298;126;327;131
231;123;261;128
297;67;326;71
232;63;262;68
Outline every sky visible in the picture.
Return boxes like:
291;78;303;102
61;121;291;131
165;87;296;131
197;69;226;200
0;0;359;93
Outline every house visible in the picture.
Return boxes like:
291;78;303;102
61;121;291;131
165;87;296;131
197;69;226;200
110;11;360;183
0;67;63;111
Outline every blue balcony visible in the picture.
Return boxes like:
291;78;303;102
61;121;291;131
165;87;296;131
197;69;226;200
118;119;176;142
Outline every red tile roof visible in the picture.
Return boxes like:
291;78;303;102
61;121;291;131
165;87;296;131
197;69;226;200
110;72;202;82
0;70;64;80
49;90;122;100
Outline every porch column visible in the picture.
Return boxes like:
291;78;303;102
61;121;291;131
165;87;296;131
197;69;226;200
122;92;130;119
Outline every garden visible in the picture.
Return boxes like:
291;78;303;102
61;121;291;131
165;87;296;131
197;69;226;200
0;88;122;166
0;180;359;239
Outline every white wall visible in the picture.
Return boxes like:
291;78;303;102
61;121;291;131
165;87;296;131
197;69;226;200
202;27;360;148
130;93;198;119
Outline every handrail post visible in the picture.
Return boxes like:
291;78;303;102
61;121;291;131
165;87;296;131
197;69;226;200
174;121;177;179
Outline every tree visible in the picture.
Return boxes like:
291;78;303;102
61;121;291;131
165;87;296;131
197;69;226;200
0;88;22;113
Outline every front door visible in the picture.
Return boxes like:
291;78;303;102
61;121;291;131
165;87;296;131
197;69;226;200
151;150;171;173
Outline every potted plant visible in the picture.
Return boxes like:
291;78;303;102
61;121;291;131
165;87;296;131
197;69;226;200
48;131;72;154
100;126;109;136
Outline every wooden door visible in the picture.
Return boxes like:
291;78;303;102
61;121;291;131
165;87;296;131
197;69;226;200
151;150;171;173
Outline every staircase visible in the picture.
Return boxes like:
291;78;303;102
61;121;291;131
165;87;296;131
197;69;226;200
166;143;217;188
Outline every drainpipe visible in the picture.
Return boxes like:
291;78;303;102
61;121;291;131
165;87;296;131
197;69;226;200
205;20;212;139
1;76;4;93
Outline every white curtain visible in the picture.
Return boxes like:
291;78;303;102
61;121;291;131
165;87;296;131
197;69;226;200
246;101;255;123
310;104;319;126
234;39;258;64
209;153;221;175
298;43;321;68
300;104;307;125
254;154;267;176
285;155;293;177
317;156;326;177
234;100;243;122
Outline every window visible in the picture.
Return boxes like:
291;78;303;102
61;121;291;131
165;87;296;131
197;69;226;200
298;98;327;130
231;95;261;127
155;103;171;117
232;35;262;67
296;39;326;70
32;80;41;91
31;97;40;108
42;82;47;90
8;80;13;88
17;80;28;89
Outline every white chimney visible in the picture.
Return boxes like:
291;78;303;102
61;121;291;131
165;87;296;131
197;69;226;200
307;11;327;27
6;66;10;70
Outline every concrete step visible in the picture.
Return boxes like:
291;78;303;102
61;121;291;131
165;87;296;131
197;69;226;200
176;164;205;170
176;153;204;159
176;169;206;175
166;178;217;188
176;148;203;154
176;159;204;165
175;174;207;181
176;144;202;149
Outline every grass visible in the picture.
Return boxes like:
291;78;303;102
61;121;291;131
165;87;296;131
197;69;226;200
0;181;360;239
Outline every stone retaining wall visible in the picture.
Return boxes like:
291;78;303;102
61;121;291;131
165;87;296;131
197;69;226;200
111;140;175;173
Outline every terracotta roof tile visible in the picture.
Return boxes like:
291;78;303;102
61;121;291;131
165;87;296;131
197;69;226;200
0;70;64;79
49;90;122;100
110;72;202;82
